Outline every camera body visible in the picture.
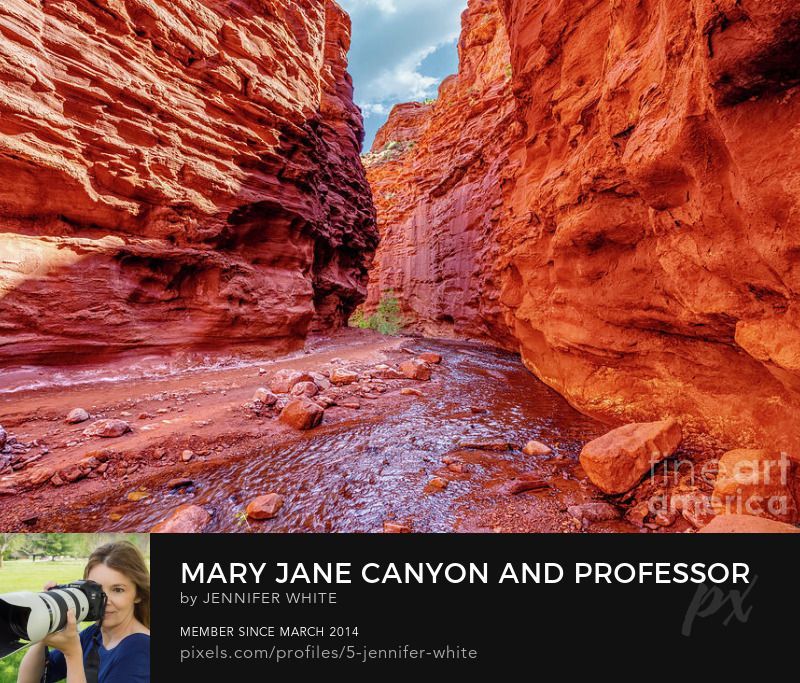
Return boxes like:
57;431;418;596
0;579;107;659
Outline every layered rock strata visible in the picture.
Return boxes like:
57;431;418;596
0;0;377;366
367;0;800;453
363;0;516;344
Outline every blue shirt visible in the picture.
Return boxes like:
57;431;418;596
45;623;150;683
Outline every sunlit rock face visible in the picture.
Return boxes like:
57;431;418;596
363;0;517;345
0;0;377;365
368;0;800;453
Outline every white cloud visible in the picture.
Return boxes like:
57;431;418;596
338;0;466;147
359;49;439;111
339;0;465;107
359;102;389;117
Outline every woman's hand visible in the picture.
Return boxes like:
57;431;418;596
42;609;82;660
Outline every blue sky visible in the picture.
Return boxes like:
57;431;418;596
337;0;467;152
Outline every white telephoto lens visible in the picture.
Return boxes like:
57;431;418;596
0;592;54;642
1;587;90;642
46;588;91;629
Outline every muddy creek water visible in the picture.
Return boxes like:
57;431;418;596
47;340;632;533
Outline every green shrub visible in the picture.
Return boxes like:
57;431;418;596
348;290;403;335
372;290;403;334
349;308;367;328
361;140;417;167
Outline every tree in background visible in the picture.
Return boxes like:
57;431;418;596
70;533;150;559
29;534;77;561
0;533;150;568
0;533;24;568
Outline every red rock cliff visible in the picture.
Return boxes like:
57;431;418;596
368;0;800;453
363;0;516;344
0;0;377;366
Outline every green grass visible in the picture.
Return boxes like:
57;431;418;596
0;653;23;682
0;559;87;592
0;559;91;682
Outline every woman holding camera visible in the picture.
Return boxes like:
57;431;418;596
17;541;150;683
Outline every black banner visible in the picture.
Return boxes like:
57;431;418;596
151;534;798;675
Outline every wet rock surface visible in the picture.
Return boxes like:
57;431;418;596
399;359;432;381
246;494;285;520
383;521;412;534
523;440;552;456
0;333;654;533
330;368;359;386
458;438;513;452
270;371;315;395
291;381;319;398
279;398;324;431
567;502;622;525
151;504;210;533
252;389;278;407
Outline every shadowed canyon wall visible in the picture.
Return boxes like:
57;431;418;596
366;0;800;453
0;0;377;366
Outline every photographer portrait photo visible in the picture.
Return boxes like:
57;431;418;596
0;535;150;683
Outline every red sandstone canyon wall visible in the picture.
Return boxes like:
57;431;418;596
367;0;800;453
0;0;377;366
363;0;516;345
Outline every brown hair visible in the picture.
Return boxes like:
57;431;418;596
84;541;151;629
